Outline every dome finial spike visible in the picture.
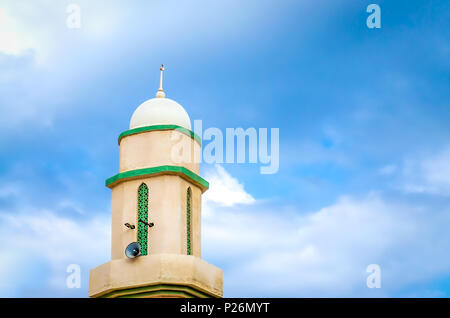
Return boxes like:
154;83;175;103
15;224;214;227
156;64;166;98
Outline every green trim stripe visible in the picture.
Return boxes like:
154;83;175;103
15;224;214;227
100;283;215;298
105;165;209;191
118;290;193;298
118;125;201;145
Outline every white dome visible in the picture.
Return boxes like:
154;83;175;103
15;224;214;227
129;97;191;130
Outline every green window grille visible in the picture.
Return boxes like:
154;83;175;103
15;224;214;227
187;187;192;255
137;183;149;255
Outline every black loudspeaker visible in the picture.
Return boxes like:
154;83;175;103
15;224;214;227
125;242;141;259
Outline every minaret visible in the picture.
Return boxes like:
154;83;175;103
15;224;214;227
89;66;223;298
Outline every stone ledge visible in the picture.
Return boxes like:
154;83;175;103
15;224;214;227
89;254;223;298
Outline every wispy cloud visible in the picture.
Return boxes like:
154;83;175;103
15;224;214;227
201;165;450;297
382;146;450;196
0;207;110;297
203;189;450;297
379;164;397;176
204;165;255;208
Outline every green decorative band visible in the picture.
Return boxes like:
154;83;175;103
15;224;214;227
105;165;209;191
118;125;201;145
137;183;149;255
99;283;217;298
187;187;192;255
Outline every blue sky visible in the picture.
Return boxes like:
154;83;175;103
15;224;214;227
0;0;449;297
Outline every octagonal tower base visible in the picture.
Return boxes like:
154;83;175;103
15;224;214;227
89;254;223;298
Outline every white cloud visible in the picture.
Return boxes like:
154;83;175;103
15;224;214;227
0;9;31;56
201;169;450;297
0;1;279;131
0;3;57;63
0;208;110;297
0;1;126;63
204;165;255;207
400;147;450;196
0;163;449;297
0;0;274;64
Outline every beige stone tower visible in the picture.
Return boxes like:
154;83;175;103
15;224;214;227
89;66;223;298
